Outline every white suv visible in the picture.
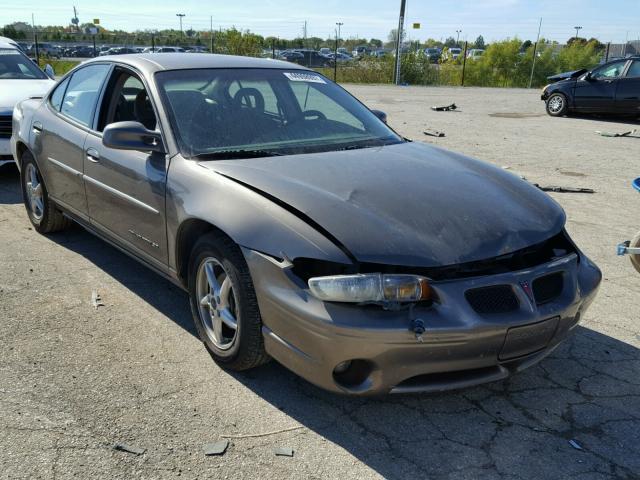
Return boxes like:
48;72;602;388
0;37;54;167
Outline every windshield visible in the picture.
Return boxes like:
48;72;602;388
156;68;403;158
0;49;47;80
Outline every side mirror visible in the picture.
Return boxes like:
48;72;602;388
103;121;164;153
584;71;594;81
371;109;387;124
43;64;54;78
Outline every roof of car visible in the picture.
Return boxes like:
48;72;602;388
86;53;308;74
0;37;19;49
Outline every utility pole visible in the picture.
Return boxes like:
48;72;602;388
456;29;461;46
210;16;214;53
302;20;307;48
177;13;185;38
334;23;343;82
393;0;407;85
31;13;40;65
528;17;543;88
574;25;582;40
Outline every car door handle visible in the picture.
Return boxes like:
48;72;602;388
32;121;43;133
86;148;100;163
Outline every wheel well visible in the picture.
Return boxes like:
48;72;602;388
15;141;29;164
175;219;233;286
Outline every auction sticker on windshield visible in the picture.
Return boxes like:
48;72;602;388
283;72;327;84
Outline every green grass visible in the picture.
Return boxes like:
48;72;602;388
38;58;80;76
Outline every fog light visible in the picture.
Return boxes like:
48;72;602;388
333;360;352;374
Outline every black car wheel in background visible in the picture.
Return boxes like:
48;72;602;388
546;92;568;116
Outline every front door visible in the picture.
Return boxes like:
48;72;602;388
83;67;168;266
573;60;627;112
615;60;640;114
34;64;111;217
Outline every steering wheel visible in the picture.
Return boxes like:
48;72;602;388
301;110;327;120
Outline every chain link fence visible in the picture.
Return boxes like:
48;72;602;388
15;30;640;89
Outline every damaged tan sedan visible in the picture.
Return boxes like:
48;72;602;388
11;54;601;394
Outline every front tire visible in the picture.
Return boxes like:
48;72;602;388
20;151;71;233
546;93;568;117
188;232;269;371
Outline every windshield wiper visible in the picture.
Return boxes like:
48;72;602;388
191;149;283;160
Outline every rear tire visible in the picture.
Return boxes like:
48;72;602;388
546;93;568;117
188;232;269;371
20;151;71;234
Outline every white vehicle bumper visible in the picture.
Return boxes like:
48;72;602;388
0;137;14;166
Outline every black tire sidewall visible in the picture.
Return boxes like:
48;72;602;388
187;234;261;367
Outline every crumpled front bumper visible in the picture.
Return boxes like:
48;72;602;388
243;248;601;395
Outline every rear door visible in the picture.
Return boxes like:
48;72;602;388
615;60;640;114
34;63;111;217
573;60;626;112
83;66;168;267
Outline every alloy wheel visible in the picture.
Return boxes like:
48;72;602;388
196;257;239;350
548;95;564;114
25;163;44;221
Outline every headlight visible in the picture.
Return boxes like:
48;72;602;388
308;273;432;303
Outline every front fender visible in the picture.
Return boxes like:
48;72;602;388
11;98;42;171
165;155;353;273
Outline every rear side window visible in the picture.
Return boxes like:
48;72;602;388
49;77;70;111
626;61;640;78
60;64;111;127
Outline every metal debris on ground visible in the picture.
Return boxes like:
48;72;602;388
274;446;294;457
91;290;104;309
595;129;637;138
569;439;583;451
203;439;229;456
431;103;457;111
221;425;304;439
534;184;595;194
423;129;445;138
113;443;146;455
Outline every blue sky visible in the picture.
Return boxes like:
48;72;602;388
2;0;638;43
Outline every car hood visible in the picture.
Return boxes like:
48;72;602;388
201;142;565;267
547;69;587;82
0;79;54;111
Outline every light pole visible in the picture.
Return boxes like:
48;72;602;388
177;13;185;38
334;22;343;82
394;0;407;85
456;29;462;46
574;25;582;39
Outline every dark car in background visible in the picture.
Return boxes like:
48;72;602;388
424;47;442;63
542;56;640;117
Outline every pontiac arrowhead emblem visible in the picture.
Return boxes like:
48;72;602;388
520;281;535;304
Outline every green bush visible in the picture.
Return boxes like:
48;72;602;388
320;38;602;88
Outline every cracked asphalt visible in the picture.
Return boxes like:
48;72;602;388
1;86;639;479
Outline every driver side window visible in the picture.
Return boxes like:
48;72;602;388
592;61;626;80
97;69;157;132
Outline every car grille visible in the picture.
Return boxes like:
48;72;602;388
532;272;564;305
465;285;519;314
0;115;11;138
